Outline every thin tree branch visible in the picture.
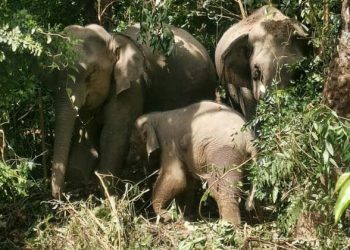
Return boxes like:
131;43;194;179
37;88;47;179
235;0;246;19
322;0;330;54
100;0;118;18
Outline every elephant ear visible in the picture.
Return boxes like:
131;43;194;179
142;123;159;158
288;20;311;56
220;33;251;104
110;35;145;95
136;117;159;158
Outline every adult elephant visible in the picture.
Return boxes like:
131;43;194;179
215;5;309;120
123;24;217;112
51;24;216;199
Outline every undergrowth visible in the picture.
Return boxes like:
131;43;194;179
248;54;350;239
1;160;350;249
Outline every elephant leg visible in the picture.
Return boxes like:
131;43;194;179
98;119;129;176
207;170;242;226
207;148;243;226
176;174;199;219
66;117;101;188
98;82;143;176
152;158;187;222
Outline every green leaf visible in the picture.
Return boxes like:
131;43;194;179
334;177;350;223
272;186;279;203
326;141;334;156
47;35;52;44
335;173;350;193
311;132;318;140
68;74;76;83
329;158;338;168
66;87;72;97
323;149;329;164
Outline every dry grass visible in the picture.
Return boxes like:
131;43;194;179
28;173;148;249
7;173;346;249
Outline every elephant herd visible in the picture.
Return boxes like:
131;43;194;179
48;5;309;225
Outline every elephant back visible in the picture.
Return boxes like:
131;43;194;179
123;24;217;112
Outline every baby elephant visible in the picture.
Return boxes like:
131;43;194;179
128;101;256;225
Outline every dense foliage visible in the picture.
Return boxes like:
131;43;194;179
1;0;349;248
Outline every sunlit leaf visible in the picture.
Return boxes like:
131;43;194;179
66;87;72;97
326;141;334;156
47;35;52;44
335;173;350;193
323;149;329;164
334;177;350;223
68;74;76;83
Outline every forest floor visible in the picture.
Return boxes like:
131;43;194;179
1;178;347;250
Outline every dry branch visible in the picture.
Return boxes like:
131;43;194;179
235;0;246;19
96;0;118;26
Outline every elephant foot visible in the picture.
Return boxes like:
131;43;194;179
51;162;66;199
51;179;63;200
220;205;241;226
221;215;241;226
157;211;173;223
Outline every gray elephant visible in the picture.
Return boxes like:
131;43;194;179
215;5;309;120
128;101;256;225
51;24;217;199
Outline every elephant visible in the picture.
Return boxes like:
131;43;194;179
123;24;217;111
50;24;217;199
215;5;309;120
127;101;256;225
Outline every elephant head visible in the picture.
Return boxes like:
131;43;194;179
51;24;146;199
215;6;309;119
127;116;159;164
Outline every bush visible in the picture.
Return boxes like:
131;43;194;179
0;161;36;202
248;2;347;235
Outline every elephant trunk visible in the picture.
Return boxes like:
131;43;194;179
51;91;78;199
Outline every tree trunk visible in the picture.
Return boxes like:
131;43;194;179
322;0;350;117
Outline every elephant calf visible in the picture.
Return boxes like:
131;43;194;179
128;101;256;225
